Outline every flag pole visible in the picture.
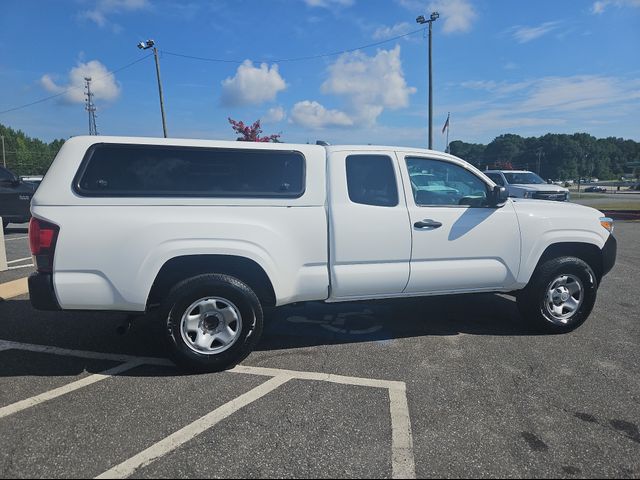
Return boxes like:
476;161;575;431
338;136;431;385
445;112;450;153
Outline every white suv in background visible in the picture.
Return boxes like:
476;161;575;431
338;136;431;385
485;170;570;202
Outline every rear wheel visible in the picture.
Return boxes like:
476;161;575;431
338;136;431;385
517;256;598;333
160;274;264;372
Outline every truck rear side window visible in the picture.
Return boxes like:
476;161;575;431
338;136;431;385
75;144;305;198
346;155;398;207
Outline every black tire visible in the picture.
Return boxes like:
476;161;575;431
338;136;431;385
160;274;264;373
517;256;598;333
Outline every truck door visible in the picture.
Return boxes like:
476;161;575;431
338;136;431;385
399;154;521;294
327;151;412;300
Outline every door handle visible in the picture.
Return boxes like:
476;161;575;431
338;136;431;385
414;219;442;229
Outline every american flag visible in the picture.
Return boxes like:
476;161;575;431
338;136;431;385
442;113;450;134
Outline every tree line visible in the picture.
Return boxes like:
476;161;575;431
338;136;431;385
449;133;640;181
0;123;65;175
1;121;639;181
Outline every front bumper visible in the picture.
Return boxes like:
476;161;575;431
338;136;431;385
602;234;617;277
28;272;60;311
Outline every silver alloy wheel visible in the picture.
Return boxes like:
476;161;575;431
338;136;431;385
180;297;243;355
543;274;584;325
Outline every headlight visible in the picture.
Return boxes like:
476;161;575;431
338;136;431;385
600;217;614;233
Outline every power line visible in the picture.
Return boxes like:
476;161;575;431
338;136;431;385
161;27;425;65
0;29;423;116
0;53;153;115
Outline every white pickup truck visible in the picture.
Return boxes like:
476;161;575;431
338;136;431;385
28;136;617;371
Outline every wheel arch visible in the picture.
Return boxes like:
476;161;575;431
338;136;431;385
146;254;277;311
535;242;603;284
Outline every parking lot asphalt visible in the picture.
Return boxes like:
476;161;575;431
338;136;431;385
0;222;638;478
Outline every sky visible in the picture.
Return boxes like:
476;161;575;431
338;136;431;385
0;0;639;149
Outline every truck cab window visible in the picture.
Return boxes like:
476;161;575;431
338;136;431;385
346;155;398;207
406;157;489;207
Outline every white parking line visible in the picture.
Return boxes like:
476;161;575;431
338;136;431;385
0;339;416;479
7;257;32;265
231;364;406;391
0;361;144;420
0;340;173;367
96;375;293;479
7;264;34;270
4;236;28;242
389;386;416;479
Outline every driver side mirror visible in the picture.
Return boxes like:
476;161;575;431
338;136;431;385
489;185;509;207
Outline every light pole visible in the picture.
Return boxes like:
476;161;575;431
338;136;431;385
138;39;168;138
416;12;439;150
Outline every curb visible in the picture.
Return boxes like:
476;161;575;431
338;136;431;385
0;277;29;301
601;210;640;221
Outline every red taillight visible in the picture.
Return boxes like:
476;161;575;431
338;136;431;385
29;217;59;272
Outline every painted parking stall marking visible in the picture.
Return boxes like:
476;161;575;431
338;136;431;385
96;375;294;480
0;339;416;480
0;360;144;419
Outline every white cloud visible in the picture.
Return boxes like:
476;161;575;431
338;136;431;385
80;0;149;28
40;60;121;104
290;101;353;129
396;0;476;33
520;76;639;112
373;22;413;40
432;0;476;33
262;106;286;123
303;0;353;7
509;21;562;43
452;74;640;139
320;45;416;125
591;0;640;14
220;60;287;107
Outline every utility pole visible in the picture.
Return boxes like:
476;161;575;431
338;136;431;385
138;39;168;138
1;135;5;168
416;12;439;150
84;77;98;135
536;147;544;175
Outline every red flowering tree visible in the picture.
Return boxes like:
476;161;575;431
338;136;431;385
228;118;281;143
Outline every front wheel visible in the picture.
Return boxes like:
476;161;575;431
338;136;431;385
160;274;264;372
517;256;598;333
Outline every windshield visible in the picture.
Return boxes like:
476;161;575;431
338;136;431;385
503;172;546;185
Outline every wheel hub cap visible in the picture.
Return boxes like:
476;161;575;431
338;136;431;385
544;274;584;325
180;297;243;355
202;312;221;332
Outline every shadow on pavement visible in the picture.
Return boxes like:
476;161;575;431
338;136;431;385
259;293;543;351
0;293;546;378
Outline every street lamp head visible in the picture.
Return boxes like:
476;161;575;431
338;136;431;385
416;15;427;24
430;11;440;21
137;39;155;50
